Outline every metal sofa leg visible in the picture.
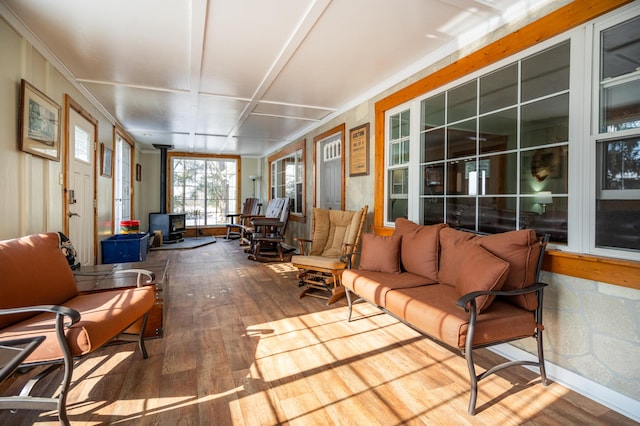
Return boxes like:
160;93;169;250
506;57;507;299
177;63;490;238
138;312;150;359
465;349;479;415
464;305;479;415
345;287;354;322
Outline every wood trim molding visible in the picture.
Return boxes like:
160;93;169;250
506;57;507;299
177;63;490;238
544;250;640;290
373;0;636;286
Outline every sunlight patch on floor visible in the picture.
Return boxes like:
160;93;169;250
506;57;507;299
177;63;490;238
264;262;298;273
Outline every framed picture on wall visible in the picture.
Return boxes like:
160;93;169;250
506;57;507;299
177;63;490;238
349;123;369;176
101;143;113;177
18;79;61;161
136;163;142;181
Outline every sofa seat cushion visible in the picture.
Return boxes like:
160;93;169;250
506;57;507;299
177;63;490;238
0;286;155;364
385;285;536;349
342;269;436;307
291;254;346;270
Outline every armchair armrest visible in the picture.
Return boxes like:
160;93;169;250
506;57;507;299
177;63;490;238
0;304;81;327
75;268;155;288
112;269;155;287
251;218;283;227
294;238;313;255
456;282;548;312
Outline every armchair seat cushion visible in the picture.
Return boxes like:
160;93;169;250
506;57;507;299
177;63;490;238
342;269;436;307
291;254;345;270
0;286;155;364
385;285;537;349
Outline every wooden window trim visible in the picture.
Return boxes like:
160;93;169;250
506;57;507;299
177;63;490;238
268;139;306;223
373;0;638;287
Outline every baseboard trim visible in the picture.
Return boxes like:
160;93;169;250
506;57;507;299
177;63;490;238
491;344;640;422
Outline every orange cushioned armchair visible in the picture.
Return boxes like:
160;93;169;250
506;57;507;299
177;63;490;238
0;233;156;425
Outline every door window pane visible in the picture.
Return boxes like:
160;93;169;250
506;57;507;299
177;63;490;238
521;147;568;194
521;93;569;148
447;119;476;159
521;41;570;102
422;93;445;129
480;64;518;114
448;80;477;123
422;128;445;162
596;199;640;250
479;107;517;154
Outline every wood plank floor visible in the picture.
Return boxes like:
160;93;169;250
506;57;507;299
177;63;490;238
1;238;636;425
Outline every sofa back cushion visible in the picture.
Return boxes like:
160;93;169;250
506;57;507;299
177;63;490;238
358;233;401;274
0;233;79;328
310;207;366;257
438;227;543;310
393;218;446;281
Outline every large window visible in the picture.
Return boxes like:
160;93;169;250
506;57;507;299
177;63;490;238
169;154;239;227
269;139;305;217
383;5;640;259
388;42;570;242
113;129;133;234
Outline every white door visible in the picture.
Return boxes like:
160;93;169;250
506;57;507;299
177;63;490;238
318;135;342;210
67;107;96;266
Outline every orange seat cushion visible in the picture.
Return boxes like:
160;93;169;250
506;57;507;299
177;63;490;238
0;286;155;363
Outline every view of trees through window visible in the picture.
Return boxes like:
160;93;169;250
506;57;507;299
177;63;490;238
170;156;238;227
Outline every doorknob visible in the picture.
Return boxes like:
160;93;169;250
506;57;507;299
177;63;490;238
68;212;80;218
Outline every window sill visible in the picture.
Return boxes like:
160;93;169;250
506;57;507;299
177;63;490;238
542;249;640;290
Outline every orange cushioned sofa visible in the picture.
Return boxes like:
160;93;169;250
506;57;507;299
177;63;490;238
0;233;156;425
342;218;550;415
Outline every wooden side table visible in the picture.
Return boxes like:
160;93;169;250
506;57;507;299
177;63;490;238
74;260;169;338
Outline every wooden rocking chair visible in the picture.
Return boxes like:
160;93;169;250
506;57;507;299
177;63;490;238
247;198;292;262
225;198;261;240
291;205;368;304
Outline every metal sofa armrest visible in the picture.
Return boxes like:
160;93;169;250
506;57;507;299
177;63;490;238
455;282;548;312
112;269;155;287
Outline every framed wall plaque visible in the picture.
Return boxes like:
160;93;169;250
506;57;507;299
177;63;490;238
349;123;369;176
19;79;61;161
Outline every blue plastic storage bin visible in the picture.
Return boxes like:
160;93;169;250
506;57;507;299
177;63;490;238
101;233;149;264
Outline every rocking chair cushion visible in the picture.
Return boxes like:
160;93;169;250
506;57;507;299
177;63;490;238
358;233;401;274
310;208;366;257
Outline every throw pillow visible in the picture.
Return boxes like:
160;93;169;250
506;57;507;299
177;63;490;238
358;233;401;274
393;218;447;280
437;227;476;286
456;243;510;313
476;229;541;311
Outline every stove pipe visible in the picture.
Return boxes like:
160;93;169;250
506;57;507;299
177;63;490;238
153;144;174;214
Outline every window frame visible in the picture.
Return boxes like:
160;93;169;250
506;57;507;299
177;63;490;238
588;7;640;257
113;127;134;234
268;138;306;223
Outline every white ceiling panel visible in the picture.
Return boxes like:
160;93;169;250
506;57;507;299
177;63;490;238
196;95;250;135
200;0;314;98
82;83;191;133
0;0;562;156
